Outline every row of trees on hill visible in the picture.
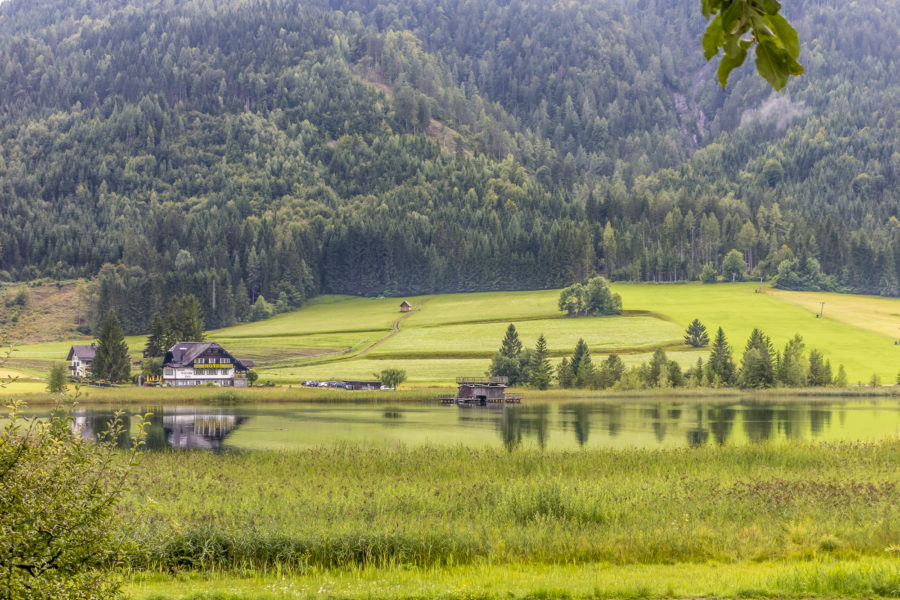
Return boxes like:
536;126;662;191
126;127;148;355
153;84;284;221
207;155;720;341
488;322;848;391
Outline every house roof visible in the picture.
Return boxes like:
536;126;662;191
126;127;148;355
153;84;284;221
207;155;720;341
67;345;96;361
400;300;412;307
163;342;251;370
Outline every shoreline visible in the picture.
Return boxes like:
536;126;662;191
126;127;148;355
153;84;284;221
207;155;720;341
8;382;900;406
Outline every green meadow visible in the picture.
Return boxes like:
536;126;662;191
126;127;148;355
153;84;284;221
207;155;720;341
6;282;900;391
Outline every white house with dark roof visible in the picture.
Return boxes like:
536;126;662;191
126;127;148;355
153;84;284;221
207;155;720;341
161;342;252;387
67;343;96;378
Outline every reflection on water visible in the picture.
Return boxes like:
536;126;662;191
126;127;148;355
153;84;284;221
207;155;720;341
74;409;247;451
60;398;900;451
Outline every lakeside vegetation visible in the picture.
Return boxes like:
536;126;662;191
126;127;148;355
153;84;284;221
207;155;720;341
116;440;900;596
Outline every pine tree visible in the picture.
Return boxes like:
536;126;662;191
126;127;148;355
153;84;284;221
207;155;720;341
144;312;167;358
164;295;205;345
835;364;848;387
739;328;775;388
570;338;593;388
683;318;709;347
692;357;705;386
556;357;575;389
528;334;553;390
706;327;736;386
499;324;523;358
234;280;251;322
807;349;832;386
598;354;625;389
489;324;525;385
648;347;669;387
777;334;808;386
93;309;131;383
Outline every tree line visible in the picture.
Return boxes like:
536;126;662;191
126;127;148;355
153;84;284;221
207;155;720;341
488;319;848;391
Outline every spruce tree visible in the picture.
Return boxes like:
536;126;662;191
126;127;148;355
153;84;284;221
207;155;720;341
648;348;669;386
528;334;553;390
706;327;736;386
692;357;705;386
739;328;775;388
234;280;251;322
556;357;575;389
164;295;205;345
499;324;523;358
598;354;625;389
835;364;848;387
93;309;131;383
570;338;593;388
144;312;167;358
489;324;526;384
683;318;709;347
777;334;808;386
807;349;832;386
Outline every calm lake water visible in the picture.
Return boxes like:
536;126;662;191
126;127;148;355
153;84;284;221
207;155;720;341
49;398;900;451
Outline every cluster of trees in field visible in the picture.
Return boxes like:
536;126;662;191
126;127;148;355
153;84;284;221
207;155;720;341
0;0;898;336
489;320;848;391
558;276;622;317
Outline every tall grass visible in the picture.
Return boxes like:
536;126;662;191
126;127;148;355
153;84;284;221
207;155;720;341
119;439;900;572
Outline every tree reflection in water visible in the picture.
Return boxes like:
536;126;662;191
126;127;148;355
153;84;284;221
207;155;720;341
60;399;851;452
707;406;736;446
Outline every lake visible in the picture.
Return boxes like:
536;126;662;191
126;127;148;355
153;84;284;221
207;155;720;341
46;397;900;451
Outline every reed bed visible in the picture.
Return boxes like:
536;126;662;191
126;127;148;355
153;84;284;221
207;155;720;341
119;439;900;572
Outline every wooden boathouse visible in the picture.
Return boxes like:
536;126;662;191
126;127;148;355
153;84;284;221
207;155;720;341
441;376;522;406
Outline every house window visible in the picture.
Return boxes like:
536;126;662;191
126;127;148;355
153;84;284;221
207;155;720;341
164;368;174;377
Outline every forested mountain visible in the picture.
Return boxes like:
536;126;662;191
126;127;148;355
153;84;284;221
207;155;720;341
0;0;897;333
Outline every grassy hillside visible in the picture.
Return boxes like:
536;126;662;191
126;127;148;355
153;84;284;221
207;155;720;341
5;282;900;392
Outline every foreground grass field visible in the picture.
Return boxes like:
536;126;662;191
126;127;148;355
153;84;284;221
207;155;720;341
116;439;900;598
122;441;900;569
6;282;900;390
126;557;900;599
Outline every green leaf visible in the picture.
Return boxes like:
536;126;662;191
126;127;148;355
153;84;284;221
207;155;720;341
767;14;801;59
761;0;781;14
702;14;725;59
722;0;745;34
701;0;724;20
717;43;748;88
755;39;803;90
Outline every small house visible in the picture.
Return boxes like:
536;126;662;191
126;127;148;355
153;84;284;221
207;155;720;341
400;300;412;313
67;344;96;378
441;377;522;406
161;342;253;387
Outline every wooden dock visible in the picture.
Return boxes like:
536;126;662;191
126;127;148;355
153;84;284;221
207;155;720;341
440;394;522;407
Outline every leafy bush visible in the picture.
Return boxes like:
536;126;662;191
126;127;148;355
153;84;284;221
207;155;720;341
0;399;147;599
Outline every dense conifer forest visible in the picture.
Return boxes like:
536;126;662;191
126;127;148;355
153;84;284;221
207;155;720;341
0;0;897;333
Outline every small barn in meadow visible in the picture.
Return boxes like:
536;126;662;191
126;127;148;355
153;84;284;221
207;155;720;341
400;300;412;313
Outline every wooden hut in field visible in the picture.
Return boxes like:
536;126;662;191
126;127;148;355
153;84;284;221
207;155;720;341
441;377;522;406
400;300;412;313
